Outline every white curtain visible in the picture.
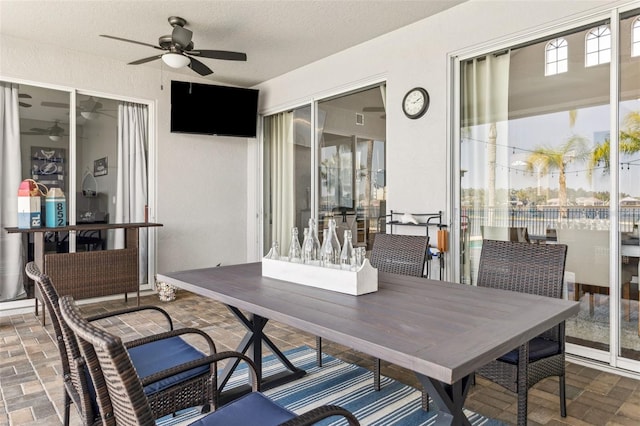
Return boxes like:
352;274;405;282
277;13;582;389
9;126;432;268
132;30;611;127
0;82;26;301
265;112;294;253
461;53;510;209
115;102;148;283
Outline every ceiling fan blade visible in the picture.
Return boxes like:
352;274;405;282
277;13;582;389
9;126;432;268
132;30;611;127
100;34;163;50
30;127;49;133
50;126;65;136
363;107;385;112
97;111;117;119
188;57;213;76
190;50;247;61
172;26;192;49
129;55;163;65
21;131;43;135
19;93;32;99
41;101;70;108
79;97;104;112
19;102;32;108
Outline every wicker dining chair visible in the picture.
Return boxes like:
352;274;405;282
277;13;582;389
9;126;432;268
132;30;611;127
25;262;219;425
317;234;429;385
59;294;360;426
368;233;430;402
369;233;429;277
476;239;568;426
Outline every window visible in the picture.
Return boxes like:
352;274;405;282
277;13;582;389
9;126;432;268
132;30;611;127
585;25;611;66
263;85;386;257
633;17;640;57
545;38;568;75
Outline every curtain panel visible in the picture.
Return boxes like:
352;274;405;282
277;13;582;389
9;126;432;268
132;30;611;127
264;112;295;254
115;102;148;283
0;83;25;301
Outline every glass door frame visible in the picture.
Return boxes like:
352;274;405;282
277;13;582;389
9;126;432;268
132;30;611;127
0;76;157;313
448;4;640;374
257;78;387;261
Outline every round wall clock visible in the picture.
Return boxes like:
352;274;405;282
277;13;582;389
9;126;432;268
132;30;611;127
402;87;430;119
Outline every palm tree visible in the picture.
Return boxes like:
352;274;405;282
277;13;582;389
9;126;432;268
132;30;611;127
589;111;640;174
526;135;590;218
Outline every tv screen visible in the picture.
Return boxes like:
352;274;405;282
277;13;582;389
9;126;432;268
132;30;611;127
171;80;259;138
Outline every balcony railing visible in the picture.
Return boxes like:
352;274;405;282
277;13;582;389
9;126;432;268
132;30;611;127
462;206;640;238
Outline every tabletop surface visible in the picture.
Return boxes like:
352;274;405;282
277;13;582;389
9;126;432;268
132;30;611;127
158;262;579;384
5;222;163;233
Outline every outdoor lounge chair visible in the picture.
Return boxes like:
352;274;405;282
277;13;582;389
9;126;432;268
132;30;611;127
59;294;360;426
25;262;220;425
476;239;568;426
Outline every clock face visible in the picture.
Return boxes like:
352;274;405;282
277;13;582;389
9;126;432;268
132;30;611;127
402;88;429;119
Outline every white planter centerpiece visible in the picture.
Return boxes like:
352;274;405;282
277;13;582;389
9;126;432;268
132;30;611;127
261;257;378;296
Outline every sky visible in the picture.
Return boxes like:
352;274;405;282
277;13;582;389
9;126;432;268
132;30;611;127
461;98;640;200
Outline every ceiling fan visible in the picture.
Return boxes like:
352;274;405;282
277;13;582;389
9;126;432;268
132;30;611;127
100;16;247;76
41;96;115;119
21;120;67;141
19;93;32;108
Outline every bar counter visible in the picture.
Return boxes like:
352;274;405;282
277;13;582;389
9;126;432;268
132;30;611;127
6;222;162;324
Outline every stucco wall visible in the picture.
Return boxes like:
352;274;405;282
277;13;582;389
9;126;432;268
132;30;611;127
0;34;249;274
1;0;625;273
252;0;621;262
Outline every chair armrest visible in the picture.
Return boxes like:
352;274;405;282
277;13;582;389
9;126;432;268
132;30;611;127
124;327;217;355
139;350;259;392
279;405;360;426
86;305;174;330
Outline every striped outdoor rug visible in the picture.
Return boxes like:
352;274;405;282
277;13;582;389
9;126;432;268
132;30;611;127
158;346;504;425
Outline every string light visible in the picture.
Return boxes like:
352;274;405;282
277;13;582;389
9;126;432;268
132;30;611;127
464;136;639;176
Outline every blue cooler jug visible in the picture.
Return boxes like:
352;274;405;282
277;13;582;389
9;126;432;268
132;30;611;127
46;188;66;227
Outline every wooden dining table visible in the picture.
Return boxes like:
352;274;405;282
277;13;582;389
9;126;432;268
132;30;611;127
158;262;579;426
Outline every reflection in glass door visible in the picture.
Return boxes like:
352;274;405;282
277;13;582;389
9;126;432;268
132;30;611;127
618;9;640;362
13;85;71;301
317;85;386;251
263;105;312;255
459;21;614;354
263;85;386;257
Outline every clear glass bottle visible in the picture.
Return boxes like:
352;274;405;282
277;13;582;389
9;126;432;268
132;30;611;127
301;227;310;260
265;241;280;260
321;218;341;267
340;229;354;270
288;227;302;262
355;246;366;268
304;218;321;265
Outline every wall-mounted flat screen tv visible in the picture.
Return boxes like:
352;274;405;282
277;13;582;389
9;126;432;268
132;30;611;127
171;80;259;138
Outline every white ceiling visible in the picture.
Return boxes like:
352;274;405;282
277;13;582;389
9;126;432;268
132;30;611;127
0;0;466;87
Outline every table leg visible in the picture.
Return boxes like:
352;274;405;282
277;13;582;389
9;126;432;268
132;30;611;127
217;305;306;404
415;373;472;426
34;231;46;326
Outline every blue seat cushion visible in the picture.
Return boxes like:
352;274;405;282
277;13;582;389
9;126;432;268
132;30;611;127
498;337;561;365
127;336;210;395
190;392;296;426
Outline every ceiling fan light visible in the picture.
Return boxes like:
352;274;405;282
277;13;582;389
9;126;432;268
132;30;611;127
162;53;190;68
81;111;99;120
49;135;61;142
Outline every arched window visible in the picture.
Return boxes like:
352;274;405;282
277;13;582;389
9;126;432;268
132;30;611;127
585;25;611;66
633;17;640;57
545;38;568;75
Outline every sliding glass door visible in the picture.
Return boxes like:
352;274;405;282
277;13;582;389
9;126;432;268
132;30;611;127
0;81;153;305
457;7;640;369
263;105;312;255
263;84;387;258
618;10;640;362
317;86;386;250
